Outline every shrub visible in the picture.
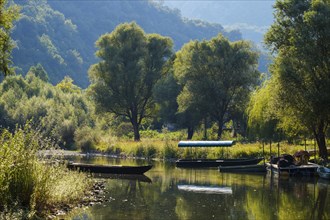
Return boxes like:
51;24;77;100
74;126;99;152
163;141;177;159
140;129;159;139
135;145;145;158
115;122;133;137
145;144;157;158
0;124;92;218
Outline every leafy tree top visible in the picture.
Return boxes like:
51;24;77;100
89;22;173;141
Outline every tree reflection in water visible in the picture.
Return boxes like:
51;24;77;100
66;158;330;220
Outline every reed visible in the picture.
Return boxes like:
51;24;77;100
95;137;312;161
0;124;92;218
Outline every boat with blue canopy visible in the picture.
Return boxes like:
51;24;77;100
178;141;234;147
175;140;263;168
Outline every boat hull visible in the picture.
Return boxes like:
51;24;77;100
219;164;267;173
67;163;152;175
317;167;330;180
266;162;318;176
176;158;263;168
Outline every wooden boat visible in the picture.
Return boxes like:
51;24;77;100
266;162;318;176
176;157;263;168
67;162;152;175
219;164;267;173
317;166;330;180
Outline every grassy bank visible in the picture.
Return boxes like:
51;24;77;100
0;125;92;219
94;137;318;161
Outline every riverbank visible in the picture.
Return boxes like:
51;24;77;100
47;180;108;219
0;125;105;219
42;139;324;163
93;139;320;161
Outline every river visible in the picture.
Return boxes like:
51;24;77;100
67;156;330;220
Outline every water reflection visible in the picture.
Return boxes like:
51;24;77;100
67;157;330;220
93;173;152;183
177;185;232;194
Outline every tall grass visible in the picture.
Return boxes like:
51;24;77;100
0;124;92;218
95;136;313;161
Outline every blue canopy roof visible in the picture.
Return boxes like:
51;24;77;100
178;141;234;147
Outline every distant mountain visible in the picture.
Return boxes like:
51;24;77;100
162;0;276;46
12;0;241;87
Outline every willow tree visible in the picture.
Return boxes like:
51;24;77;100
174;34;259;139
265;0;330;159
247;78;280;142
89;22;173;141
0;0;20;76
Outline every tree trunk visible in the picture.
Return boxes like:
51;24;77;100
217;120;223;140
130;108;141;141
203;117;207;140
132;122;140;141
231;121;237;138
187;126;194;140
313;120;328;161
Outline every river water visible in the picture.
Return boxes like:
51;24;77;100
68;156;330;220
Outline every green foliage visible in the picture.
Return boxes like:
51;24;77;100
26;63;49;82
12;0;87;86
115;122;134;138
247;79;279;141
0;0;20;76
135;143;157;159
89;22;173;141
0;124;91;217
12;0;240;87
265;0;330;159
174;34;260;139
140;129;160;139
162;141;178;159
74;126;99;152
0;73;93;149
39;34;65;65
153;66;181;127
56;76;81;93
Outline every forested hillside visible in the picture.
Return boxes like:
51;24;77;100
163;0;275;45
12;0;241;87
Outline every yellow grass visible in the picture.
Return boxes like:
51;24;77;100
95;136;316;160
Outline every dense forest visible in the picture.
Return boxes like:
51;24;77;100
1;0;329;158
11;0;241;87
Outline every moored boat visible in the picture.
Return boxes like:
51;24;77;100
67;162;152;175
219;164;267;173
317;166;330;180
266;162;319;176
176;157;263;168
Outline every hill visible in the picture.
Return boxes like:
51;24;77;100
12;0;241;87
163;0;275;46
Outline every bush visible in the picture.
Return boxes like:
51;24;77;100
134;143;158;158
135;145;145;158
0;125;92;217
115;122;133;137
145;144;157;158
163;141;178;159
74;126;99;152
0;75;93;149
140;129;159;139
